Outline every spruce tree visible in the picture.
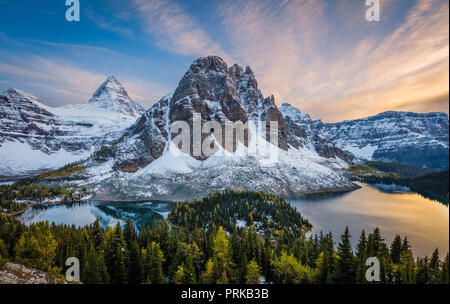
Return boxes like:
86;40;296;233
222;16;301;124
355;230;367;283
439;252;449;284
145;242;165;284
390;235;402;264
332;227;355;284
127;240;143;284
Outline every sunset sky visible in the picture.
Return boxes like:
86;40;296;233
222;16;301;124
0;0;448;122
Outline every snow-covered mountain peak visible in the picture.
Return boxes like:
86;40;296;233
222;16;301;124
3;87;53;112
88;76;145;117
279;103;313;125
1;80;146;177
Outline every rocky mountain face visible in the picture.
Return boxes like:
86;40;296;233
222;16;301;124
278;104;449;170
317;112;449;170
109;57;352;172
280;103;355;164
0;77;145;177
69;56;356;200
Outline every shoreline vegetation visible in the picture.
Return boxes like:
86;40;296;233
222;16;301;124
0;180;91;215
0;190;448;284
348;161;449;204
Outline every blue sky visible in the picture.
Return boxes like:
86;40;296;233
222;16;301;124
0;0;448;122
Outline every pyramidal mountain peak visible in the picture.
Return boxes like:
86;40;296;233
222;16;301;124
88;75;145;118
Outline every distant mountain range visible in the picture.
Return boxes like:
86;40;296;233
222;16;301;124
280;104;449;170
0;56;448;199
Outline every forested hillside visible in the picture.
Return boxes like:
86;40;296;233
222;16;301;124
1;191;448;284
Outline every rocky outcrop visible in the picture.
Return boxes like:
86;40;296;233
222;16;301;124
0;262;65;284
280;103;355;164
110;56;324;171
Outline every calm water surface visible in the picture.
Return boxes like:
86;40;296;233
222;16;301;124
18;183;449;257
19;200;172;231
289;183;449;257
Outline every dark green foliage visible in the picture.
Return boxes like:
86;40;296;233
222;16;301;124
0;190;448;284
0;182;90;213
168;190;311;240
332;227;355;284
365;161;435;177
407;170;449;203
390;235;402;264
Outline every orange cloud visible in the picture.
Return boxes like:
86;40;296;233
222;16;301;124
217;0;449;121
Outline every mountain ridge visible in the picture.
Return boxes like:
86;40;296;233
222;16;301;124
48;56;357;200
279;103;449;170
0;76;145;177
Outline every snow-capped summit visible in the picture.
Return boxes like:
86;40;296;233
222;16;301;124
0;79;146;178
88;76;145;117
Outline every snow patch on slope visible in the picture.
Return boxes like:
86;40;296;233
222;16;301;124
342;144;378;160
0;141;90;175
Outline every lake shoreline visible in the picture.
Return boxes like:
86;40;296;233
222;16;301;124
4;183;362;216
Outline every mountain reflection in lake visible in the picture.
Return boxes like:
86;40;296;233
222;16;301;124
289;182;449;257
19;200;173;231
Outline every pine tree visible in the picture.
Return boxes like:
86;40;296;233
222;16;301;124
127;240;143;284
183;253;197;284
430;248;440;271
145;242;165;284
173;263;186;284
439;253;449;284
235;251;248;283
401;236;411;253
211;227;233;283
202;258;214;284
332;227;355;284
415;257;430;284
105;223;128;284
355;230;367;283
91;219;104;251
390;235;402;264
399;252;415;284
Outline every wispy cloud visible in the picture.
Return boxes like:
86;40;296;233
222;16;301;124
132;0;233;63
215;0;449;121
0;0;447;120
